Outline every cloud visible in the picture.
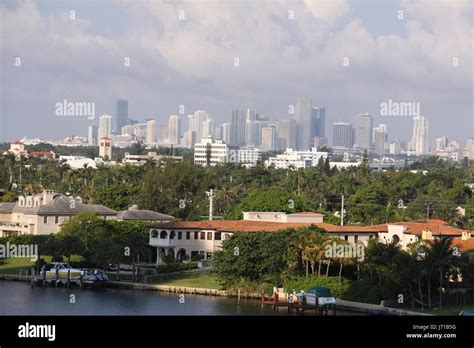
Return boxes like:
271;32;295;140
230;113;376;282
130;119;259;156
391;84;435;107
304;0;349;23
0;0;472;143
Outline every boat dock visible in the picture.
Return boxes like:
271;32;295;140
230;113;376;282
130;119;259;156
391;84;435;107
262;292;336;315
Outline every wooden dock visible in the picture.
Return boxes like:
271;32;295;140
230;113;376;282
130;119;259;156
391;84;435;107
262;293;336;315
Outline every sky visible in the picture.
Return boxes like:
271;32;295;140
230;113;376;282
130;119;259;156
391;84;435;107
0;0;473;147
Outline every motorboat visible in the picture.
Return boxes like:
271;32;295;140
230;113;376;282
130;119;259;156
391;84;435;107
297;287;336;308
42;262;84;281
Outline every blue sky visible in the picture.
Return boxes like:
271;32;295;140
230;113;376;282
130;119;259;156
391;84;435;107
0;0;472;146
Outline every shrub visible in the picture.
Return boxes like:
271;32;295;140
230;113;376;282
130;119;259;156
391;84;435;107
283;276;351;298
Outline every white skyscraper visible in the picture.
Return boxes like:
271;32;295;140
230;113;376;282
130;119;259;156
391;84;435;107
436;136;449;151
88;125;98;145
98;114;112;138
192;110;209;141
168;115;181;145
202;117;215;140
354;113;373;149
411;116;429;155
373;124;388;156
221;123;232;144
146;120;157;145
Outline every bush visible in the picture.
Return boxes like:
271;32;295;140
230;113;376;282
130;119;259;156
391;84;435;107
342;278;403;304
283;276;351;298
155;262;198;274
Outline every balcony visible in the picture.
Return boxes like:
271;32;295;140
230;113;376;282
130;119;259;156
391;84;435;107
0;221;34;234
149;236;177;247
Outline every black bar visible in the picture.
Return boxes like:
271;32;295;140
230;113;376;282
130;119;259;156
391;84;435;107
0;316;472;346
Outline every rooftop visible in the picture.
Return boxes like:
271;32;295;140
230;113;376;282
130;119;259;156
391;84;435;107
117;205;174;221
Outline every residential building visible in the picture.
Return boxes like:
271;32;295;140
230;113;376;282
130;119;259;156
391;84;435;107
236;147;262;166
194;138;229;166
265;148;328;169
0;190;116;237
148;217;471;264
123;152;183;165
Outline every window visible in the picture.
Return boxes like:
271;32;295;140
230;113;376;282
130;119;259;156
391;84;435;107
344;235;348;241
354;235;358;243
207;232;212;240
199;251;204;257
206;252;212;260
194;231;199;240
43;216;47;224
55;216;59;224
178;231;182;240
160;230;167;239
191;251;198;259
170;231;176;240
151;230;158;238
200;232;205;240
186;231;190;240
214;232;221;241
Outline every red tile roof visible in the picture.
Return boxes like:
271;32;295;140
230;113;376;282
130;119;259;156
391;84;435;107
150;219;472;237
151;220;384;234
453;237;474;250
389;221;466;236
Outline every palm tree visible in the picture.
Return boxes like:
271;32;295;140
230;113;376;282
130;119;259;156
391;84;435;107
424;238;460;310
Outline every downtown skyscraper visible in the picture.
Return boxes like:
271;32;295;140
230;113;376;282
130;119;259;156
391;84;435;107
354;113;373;149
411;115;429;155
114;99;128;134
294;97;326;150
230;109;245;146
332;122;354;148
168;115;181;145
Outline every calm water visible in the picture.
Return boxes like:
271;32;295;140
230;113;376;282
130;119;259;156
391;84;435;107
0;281;284;315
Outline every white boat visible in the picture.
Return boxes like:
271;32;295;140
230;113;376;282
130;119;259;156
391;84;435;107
297;287;336;307
42;262;84;281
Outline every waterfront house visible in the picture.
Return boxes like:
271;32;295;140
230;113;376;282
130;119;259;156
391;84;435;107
148;212;472;264
0;190;117;237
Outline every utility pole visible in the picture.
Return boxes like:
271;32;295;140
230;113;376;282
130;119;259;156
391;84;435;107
341;194;344;226
208;189;213;221
426;202;431;222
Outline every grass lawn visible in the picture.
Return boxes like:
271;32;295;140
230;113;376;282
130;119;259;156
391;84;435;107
0;256;82;275
154;274;222;290
414;304;474;316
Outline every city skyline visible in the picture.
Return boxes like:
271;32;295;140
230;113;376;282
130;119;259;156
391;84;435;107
0;0;472;144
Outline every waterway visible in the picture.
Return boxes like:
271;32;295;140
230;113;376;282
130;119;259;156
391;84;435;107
0;281;361;315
